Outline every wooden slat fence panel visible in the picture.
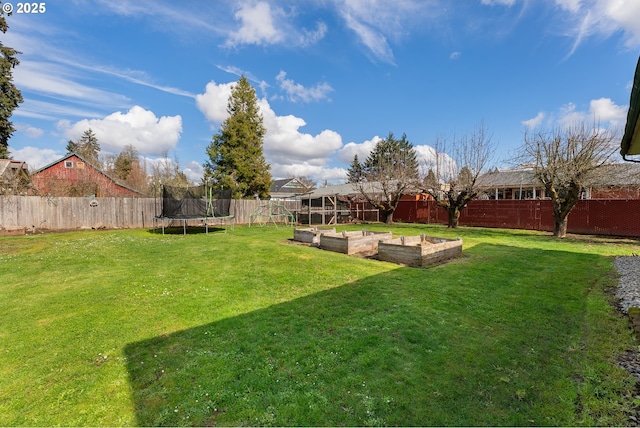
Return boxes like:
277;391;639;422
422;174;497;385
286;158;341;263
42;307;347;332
0;196;303;230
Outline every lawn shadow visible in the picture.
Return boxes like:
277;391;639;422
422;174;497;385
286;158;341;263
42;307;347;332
148;226;227;235
124;243;617;426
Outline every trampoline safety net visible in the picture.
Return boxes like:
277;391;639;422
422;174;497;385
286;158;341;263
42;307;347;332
161;185;232;218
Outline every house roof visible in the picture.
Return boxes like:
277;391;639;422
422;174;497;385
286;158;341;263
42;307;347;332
621;55;640;159
299;181;414;198
300;182;361;197
476;169;541;188
270;178;309;194
589;163;640;186
33;152;146;196
477;164;640;188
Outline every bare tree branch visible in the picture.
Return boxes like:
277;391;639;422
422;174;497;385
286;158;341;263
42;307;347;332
516;122;618;237
422;123;495;228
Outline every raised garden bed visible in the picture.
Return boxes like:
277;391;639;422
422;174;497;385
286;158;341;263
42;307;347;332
293;227;336;245
319;230;393;256
378;234;462;267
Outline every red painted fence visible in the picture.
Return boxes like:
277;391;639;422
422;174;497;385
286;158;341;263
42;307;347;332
393;199;640;237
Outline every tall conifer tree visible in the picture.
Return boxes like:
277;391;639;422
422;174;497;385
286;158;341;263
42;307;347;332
204;76;272;199
0;3;23;159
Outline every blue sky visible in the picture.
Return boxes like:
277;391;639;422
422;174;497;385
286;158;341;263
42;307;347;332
5;0;640;184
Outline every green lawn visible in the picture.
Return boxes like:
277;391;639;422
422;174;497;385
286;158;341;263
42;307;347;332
1;224;639;426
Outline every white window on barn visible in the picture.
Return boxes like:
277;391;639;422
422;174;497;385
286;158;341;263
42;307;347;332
65;161;73;168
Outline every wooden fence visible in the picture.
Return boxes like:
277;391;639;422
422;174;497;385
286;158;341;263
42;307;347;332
6;195;640;238
0;196;302;231
394;198;640;238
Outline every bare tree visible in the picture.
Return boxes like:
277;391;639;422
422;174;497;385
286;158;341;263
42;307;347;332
516;123;617;238
422;123;495;228
351;132;419;224
149;151;189;195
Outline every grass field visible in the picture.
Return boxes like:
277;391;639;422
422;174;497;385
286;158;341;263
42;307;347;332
1;223;639;426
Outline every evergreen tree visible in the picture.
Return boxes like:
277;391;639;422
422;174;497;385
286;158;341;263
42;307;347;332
113;144;138;180
355;132;419;224
0;4;23;159
347;154;363;183
76;128;101;166
204;76;272;199
66;140;78;154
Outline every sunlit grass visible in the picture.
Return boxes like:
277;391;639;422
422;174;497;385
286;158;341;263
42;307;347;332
0;224;638;425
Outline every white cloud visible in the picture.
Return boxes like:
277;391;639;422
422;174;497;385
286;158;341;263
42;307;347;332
15;124;44;139
336;0;439;65
338;136;382;164
276;71;333;103
195;81;236;124
589;97;628;126
59;106;183;156
272;163;347;183
481;0;516;5
298;21;328;46
558;102;587;127
14;100;105;121
183;161;205;184
196;80;345;182
339;137;454;179
341;11;395;65
555;0;582;13
9;146;61;170
13;60;130;109
558;0;640;54
522;112;546;130
222;2;327;49
258;99;343;164
224;2;285;47
534;98;628;129
450;51;461;60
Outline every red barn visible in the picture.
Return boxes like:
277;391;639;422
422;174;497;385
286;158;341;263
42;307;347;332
31;153;146;197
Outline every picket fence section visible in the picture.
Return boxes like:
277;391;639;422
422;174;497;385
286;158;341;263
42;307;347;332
0;196;301;231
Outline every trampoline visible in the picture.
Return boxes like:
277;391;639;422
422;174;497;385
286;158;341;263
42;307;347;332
154;184;235;234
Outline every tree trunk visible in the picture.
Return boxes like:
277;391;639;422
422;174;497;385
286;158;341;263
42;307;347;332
553;215;568;238
447;207;460;228
384;209;394;224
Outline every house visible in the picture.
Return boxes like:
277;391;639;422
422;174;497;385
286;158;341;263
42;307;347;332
31;153;146;197
476;164;640;200
269;178;312;200
0;159;31;194
476;169;545;200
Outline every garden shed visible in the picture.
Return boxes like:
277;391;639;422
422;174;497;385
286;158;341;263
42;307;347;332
298;183;380;225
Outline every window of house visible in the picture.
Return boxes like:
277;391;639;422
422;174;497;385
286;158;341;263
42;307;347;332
64;161;73;168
